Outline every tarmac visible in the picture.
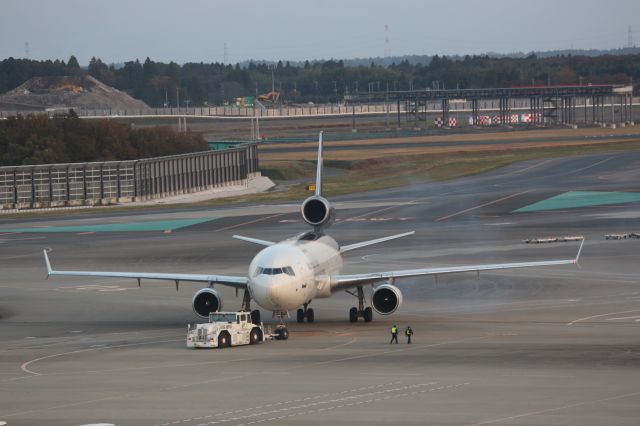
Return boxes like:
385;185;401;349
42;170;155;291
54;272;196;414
1;151;640;425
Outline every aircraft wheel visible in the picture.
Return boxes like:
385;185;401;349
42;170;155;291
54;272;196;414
296;309;304;323
364;307;373;322
349;307;358;323
306;308;314;323
279;327;289;340
251;310;261;325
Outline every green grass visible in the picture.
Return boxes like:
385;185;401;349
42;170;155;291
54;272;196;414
3;139;640;218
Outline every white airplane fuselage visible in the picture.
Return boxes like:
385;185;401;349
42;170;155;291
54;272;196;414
247;235;343;311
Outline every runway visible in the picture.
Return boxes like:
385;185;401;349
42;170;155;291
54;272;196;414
1;151;640;425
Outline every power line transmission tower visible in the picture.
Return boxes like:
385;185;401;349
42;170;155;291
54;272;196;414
24;41;29;59
223;42;228;63
384;25;390;58
628;26;633;48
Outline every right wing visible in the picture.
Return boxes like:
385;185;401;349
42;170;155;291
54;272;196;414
43;250;248;289
332;239;584;291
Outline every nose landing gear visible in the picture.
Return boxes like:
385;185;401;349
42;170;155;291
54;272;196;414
296;302;314;323
347;286;373;323
272;310;289;340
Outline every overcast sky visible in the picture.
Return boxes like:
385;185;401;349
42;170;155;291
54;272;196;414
1;0;638;65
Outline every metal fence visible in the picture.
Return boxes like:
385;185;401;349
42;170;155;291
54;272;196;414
0;143;258;210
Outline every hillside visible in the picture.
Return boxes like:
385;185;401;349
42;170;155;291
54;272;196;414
0;75;148;111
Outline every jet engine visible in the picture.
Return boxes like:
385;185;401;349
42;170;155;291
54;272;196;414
301;196;335;228
192;288;223;318
371;283;403;315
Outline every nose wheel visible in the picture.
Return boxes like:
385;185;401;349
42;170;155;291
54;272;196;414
296;302;314;323
347;286;373;323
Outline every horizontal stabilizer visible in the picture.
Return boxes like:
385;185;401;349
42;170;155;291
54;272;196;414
232;235;275;246
340;231;415;253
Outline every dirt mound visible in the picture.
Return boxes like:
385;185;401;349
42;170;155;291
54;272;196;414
0;75;148;111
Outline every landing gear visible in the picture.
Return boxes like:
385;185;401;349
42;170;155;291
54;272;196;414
296;302;314;323
273;311;289;340
241;289;261;325
347;286;373;323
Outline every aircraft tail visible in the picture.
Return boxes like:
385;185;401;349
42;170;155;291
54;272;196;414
314;131;324;197
300;131;335;230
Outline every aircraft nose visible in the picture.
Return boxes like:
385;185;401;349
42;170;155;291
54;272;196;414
267;279;287;304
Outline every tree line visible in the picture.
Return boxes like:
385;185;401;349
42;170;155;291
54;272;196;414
0;112;208;166
0;53;638;108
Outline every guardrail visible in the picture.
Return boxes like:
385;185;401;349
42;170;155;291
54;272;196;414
0;143;258;210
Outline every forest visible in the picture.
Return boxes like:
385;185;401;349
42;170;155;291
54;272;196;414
0;112;208;166
0;53;638;108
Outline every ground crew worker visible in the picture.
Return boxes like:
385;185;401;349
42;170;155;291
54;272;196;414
390;325;398;344
405;326;413;344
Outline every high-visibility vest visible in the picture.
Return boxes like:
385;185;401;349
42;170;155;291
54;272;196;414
391;327;397;334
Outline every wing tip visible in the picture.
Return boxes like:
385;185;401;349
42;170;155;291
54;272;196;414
43;249;52;276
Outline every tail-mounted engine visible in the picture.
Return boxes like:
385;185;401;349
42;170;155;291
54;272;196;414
301;196;335;229
192;288;223;318
371;283;403;315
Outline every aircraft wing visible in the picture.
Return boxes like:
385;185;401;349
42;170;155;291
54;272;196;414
43;250;248;289
331;239;584;291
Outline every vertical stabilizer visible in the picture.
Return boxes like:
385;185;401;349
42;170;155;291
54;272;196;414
315;131;323;197
300;131;335;230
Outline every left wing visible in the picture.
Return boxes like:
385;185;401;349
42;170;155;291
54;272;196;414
44;250;248;289
332;239;584;291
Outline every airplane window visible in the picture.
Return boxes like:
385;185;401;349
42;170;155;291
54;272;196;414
284;266;295;276
254;267;263;277
274;268;283;274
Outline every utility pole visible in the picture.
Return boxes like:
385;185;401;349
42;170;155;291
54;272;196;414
333;81;338;105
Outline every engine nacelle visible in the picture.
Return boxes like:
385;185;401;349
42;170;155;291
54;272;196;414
192;288;223;318
371;283;403;315
301;196;335;228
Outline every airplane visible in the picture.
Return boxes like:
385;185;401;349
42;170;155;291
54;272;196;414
43;131;584;331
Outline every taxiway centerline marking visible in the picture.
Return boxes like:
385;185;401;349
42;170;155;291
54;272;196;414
215;213;289;232
465;389;640;426
435;189;534;222
567;309;640;326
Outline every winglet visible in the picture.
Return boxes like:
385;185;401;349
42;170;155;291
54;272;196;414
43;249;53;276
574;237;585;264
315;131;323;197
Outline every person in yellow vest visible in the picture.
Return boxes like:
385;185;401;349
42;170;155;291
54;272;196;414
405;326;413;344
390;325;398;344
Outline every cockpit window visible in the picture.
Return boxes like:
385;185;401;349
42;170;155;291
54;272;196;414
255;266;295;276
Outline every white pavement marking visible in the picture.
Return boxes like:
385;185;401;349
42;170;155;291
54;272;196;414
465;390;640;426
555;156;615;177
567;309;640;326
19;338;182;376
215;213;289;232
435;190;535;222
606;315;640;321
165;382;471;426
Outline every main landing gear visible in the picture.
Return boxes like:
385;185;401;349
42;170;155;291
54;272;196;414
347;286;373;323
240;288;261;325
296;302;314;323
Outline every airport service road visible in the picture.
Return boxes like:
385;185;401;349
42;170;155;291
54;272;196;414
1;151;640;425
